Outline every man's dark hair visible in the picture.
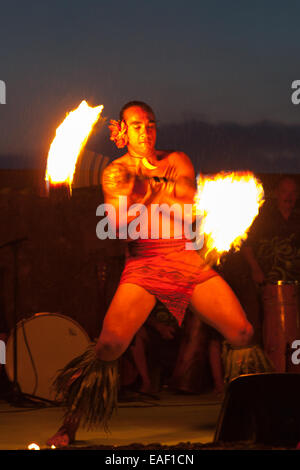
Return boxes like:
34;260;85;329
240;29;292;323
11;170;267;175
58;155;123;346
119;101;155;121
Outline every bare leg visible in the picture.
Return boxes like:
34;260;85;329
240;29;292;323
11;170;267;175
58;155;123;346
46;414;80;447
189;276;253;348
129;326;154;394
169;310;209;394
95;283;156;361
47;283;156;447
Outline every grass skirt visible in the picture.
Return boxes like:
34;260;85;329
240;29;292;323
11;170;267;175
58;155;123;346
52;342;119;430
222;342;274;384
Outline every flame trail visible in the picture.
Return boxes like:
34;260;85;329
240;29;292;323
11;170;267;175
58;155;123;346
194;171;264;262
45;100;103;192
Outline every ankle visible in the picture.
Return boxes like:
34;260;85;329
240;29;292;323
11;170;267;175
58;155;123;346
59;420;78;441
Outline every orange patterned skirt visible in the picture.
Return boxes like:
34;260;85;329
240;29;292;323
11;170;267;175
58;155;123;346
119;238;218;326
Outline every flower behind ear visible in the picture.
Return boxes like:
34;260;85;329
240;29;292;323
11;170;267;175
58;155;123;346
108;120;128;148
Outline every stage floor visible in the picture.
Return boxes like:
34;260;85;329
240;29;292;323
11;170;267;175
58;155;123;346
0;391;223;450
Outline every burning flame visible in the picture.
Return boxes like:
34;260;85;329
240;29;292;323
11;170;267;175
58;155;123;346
45;100;103;191
194;171;264;261
28;443;40;450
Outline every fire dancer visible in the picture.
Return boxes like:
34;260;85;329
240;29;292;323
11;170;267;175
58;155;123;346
47;101;253;447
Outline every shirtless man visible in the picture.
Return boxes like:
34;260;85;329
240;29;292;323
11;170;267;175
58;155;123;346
96;101;253;359
47;101;253;447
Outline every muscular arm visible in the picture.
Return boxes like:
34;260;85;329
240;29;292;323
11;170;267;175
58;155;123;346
241;245;265;284
241;207;267;284
153;152;196;223
163;151;196;203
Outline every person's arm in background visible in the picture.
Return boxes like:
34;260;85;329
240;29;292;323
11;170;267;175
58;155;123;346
241;244;265;284
241;205;266;285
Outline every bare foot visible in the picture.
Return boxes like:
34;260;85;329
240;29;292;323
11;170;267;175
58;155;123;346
138;384;160;400
46;426;75;448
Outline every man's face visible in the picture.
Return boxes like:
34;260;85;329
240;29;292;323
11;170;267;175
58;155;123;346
123;106;157;157
276;179;298;213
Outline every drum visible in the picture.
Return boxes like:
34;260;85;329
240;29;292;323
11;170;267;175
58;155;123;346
262;281;300;373
5;313;91;401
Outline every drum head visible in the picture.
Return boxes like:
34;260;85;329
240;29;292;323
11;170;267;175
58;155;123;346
5;313;91;401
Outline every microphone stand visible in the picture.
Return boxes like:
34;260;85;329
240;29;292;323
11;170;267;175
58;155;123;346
0;237;41;406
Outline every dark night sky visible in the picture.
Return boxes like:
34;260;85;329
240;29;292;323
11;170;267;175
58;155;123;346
1;0;300;170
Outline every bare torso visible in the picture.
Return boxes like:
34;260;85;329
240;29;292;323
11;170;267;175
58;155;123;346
102;149;196;240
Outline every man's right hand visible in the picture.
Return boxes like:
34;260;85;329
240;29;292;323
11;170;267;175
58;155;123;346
139;176;166;206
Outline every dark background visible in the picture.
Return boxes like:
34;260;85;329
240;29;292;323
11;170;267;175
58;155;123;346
1;0;300;173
